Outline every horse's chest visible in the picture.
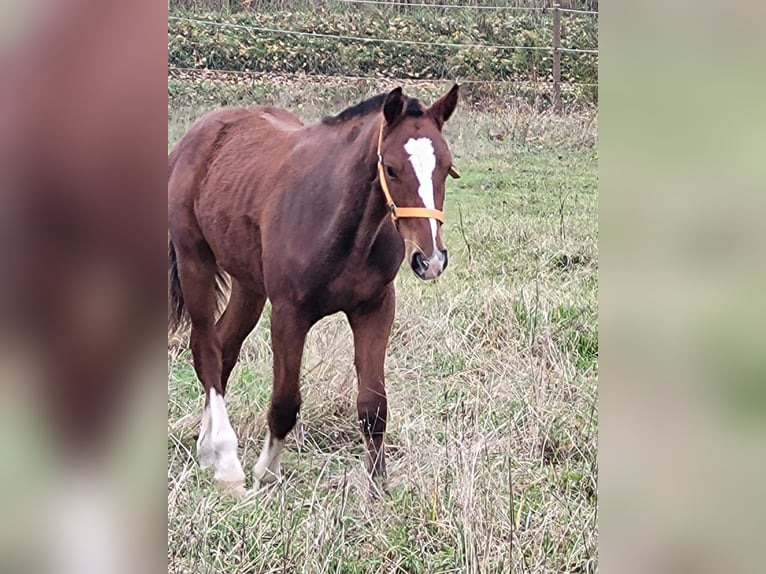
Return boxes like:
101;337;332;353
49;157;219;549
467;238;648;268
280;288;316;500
302;238;403;316
265;218;404;316
332;260;394;303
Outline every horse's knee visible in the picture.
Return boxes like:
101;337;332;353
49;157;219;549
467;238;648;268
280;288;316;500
268;394;301;439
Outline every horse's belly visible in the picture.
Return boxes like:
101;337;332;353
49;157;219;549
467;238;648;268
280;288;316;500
198;209;265;284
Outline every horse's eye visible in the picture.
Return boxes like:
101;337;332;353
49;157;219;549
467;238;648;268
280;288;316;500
386;165;397;179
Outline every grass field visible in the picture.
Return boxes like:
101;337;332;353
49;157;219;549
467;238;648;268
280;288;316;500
168;76;598;573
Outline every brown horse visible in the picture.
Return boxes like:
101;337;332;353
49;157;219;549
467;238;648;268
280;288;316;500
168;85;460;495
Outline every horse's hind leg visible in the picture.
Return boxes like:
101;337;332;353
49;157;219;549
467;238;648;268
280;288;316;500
175;240;246;496
346;285;395;494
197;279;264;480
216;280;267;395
253;304;311;489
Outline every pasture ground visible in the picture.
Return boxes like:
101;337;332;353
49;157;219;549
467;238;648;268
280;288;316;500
168;77;598;573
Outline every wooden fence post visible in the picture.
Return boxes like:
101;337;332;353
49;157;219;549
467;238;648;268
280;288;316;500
552;3;562;113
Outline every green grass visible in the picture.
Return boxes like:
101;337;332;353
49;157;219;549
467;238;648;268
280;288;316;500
168;77;597;573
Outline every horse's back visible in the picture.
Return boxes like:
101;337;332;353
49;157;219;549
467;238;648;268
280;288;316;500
168;105;306;285
168;105;303;206
168;107;251;202
254;106;304;133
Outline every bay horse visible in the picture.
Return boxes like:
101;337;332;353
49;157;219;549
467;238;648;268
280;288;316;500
168;85;460;496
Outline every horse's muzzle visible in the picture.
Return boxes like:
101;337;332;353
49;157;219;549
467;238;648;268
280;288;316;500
411;249;448;280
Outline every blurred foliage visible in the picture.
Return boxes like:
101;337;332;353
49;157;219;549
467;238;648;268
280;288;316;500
169;1;599;12
168;8;598;97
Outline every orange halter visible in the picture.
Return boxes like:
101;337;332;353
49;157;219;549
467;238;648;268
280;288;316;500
376;121;446;224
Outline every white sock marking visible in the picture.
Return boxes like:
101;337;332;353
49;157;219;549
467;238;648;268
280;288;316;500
51;471;129;574
208;389;245;484
404;137;438;252
197;404;214;469
253;431;285;486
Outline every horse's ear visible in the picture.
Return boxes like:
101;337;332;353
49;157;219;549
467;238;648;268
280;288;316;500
383;87;405;125
428;84;460;129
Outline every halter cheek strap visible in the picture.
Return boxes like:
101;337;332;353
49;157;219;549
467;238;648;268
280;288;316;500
376;122;446;224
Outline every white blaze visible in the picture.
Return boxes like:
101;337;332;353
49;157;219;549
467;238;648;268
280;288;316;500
404;137;438;252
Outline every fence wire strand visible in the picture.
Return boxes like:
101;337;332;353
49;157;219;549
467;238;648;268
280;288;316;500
168;15;598;54
334;0;598;15
559;7;598;15
335;0;546;11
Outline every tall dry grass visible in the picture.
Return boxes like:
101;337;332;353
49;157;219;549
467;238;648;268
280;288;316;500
168;77;597;573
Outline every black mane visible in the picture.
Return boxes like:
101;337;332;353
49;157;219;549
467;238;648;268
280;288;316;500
321;93;424;125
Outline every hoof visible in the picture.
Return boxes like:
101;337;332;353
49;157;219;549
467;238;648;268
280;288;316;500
253;476;277;491
253;470;280;491
217;480;247;499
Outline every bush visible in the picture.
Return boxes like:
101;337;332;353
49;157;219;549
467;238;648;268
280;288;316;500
168;9;597;87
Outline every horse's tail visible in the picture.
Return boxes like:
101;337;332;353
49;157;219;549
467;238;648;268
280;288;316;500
168;146;186;335
168;238;230;336
168;238;187;336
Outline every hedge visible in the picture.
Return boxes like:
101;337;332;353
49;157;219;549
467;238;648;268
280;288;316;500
168;10;597;86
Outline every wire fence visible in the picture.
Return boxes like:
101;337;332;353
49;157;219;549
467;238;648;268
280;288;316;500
168;15;598;54
334;0;598;16
169;0;599;16
168;3;598;109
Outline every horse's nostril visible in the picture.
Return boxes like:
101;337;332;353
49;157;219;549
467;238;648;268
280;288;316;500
442;249;449;271
410;252;427;276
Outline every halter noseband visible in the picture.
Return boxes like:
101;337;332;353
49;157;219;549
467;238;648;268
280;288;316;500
376;121;446;224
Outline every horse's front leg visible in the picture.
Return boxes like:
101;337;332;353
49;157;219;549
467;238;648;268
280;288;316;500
253;304;310;490
347;284;395;494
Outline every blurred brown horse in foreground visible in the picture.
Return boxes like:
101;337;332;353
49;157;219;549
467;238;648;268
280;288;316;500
0;2;166;572
168;85;460;495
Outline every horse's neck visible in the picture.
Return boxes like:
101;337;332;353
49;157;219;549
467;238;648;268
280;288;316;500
328;117;392;258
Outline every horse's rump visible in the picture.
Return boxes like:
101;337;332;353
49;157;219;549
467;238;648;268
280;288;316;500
167;106;305;332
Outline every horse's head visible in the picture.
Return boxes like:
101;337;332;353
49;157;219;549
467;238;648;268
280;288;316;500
377;85;460;281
